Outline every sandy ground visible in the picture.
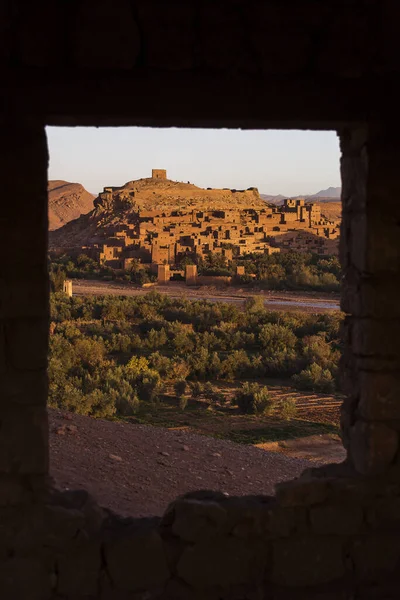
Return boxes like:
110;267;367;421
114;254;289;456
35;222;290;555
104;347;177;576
72;279;340;312
49;409;316;518
256;434;346;464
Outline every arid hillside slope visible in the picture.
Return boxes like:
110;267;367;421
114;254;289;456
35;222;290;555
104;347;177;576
49;176;267;249
319;201;342;221
49;180;95;230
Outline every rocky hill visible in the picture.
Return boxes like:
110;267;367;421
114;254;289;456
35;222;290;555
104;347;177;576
49;180;95;230
49;176;267;249
319;201;342;222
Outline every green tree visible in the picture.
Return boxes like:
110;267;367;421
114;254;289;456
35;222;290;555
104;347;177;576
234;382;273;415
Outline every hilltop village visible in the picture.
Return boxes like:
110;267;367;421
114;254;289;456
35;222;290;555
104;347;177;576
50;170;340;282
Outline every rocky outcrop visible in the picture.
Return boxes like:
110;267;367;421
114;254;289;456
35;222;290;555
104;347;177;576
48;180;95;230
49;176;267;249
94;177;265;213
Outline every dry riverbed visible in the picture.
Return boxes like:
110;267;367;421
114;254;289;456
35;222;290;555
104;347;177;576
72;279;340;312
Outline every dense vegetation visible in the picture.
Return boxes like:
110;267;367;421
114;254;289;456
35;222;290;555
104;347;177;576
49;254;157;288
192;251;341;292
237;252;341;292
49;292;342;419
50;251;341;293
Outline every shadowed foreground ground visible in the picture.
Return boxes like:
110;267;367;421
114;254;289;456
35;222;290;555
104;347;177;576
49;409;313;517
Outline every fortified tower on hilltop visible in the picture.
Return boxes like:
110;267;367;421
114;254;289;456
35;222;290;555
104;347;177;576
152;168;167;180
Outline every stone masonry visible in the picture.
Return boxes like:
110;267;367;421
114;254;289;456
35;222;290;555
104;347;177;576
2;1;400;598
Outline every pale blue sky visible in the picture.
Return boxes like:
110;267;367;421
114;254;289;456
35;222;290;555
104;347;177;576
46;127;340;197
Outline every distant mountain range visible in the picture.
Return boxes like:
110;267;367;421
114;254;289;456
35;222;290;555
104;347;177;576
310;187;341;199
261;187;341;205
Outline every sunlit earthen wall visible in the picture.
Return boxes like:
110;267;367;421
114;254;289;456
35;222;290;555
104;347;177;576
1;1;400;598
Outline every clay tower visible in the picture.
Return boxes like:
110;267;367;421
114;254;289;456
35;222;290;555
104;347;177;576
152;169;167;180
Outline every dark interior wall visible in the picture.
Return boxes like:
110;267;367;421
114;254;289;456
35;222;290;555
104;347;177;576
1;1;400;128
2;2;400;598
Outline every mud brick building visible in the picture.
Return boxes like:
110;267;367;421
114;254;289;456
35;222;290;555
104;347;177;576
77;175;340;272
2;1;400;598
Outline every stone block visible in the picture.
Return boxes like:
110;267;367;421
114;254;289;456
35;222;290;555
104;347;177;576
340;154;367;214
54;488;105;534
347;212;367;272
351;535;400;581
0;321;4;376
17;2;66;67
74;0;140;69
249;3;325;74
380;1;400;72
342;275;400;319
350;421;398;475
226;498;271;539
4;317;48;371
0;274;49;319
105;525;169;591
0;475;33;507
318;11;372;77
275;478;329;507
0;557;52;600
0;2;11;64
196;3;244;71
177;537;268;589
339;126;369;155
41;505;87;550
12;505;85;555
57;540;101;596
171;499;227;542
250;33;311;76
367;497;400;530
0;405;48;474
267;506;308;538
310;503;364;535
136;2;194;70
358;372;400;420
0;369;47;406
271;537;345;586
340;268;361;315
351;319;400;358
164;577;221;600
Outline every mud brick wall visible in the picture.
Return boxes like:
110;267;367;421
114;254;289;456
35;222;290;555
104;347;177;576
2;1;400;598
340;125;400;477
0;118;49;505
4;476;400;599
0;1;399;127
152;170;167;180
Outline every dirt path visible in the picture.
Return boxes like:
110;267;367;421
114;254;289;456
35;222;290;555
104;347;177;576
256;434;346;464
72;279;340;312
49;409;313;518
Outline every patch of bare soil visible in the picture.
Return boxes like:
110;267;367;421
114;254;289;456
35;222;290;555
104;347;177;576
49;409;312;518
256;434;346;464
